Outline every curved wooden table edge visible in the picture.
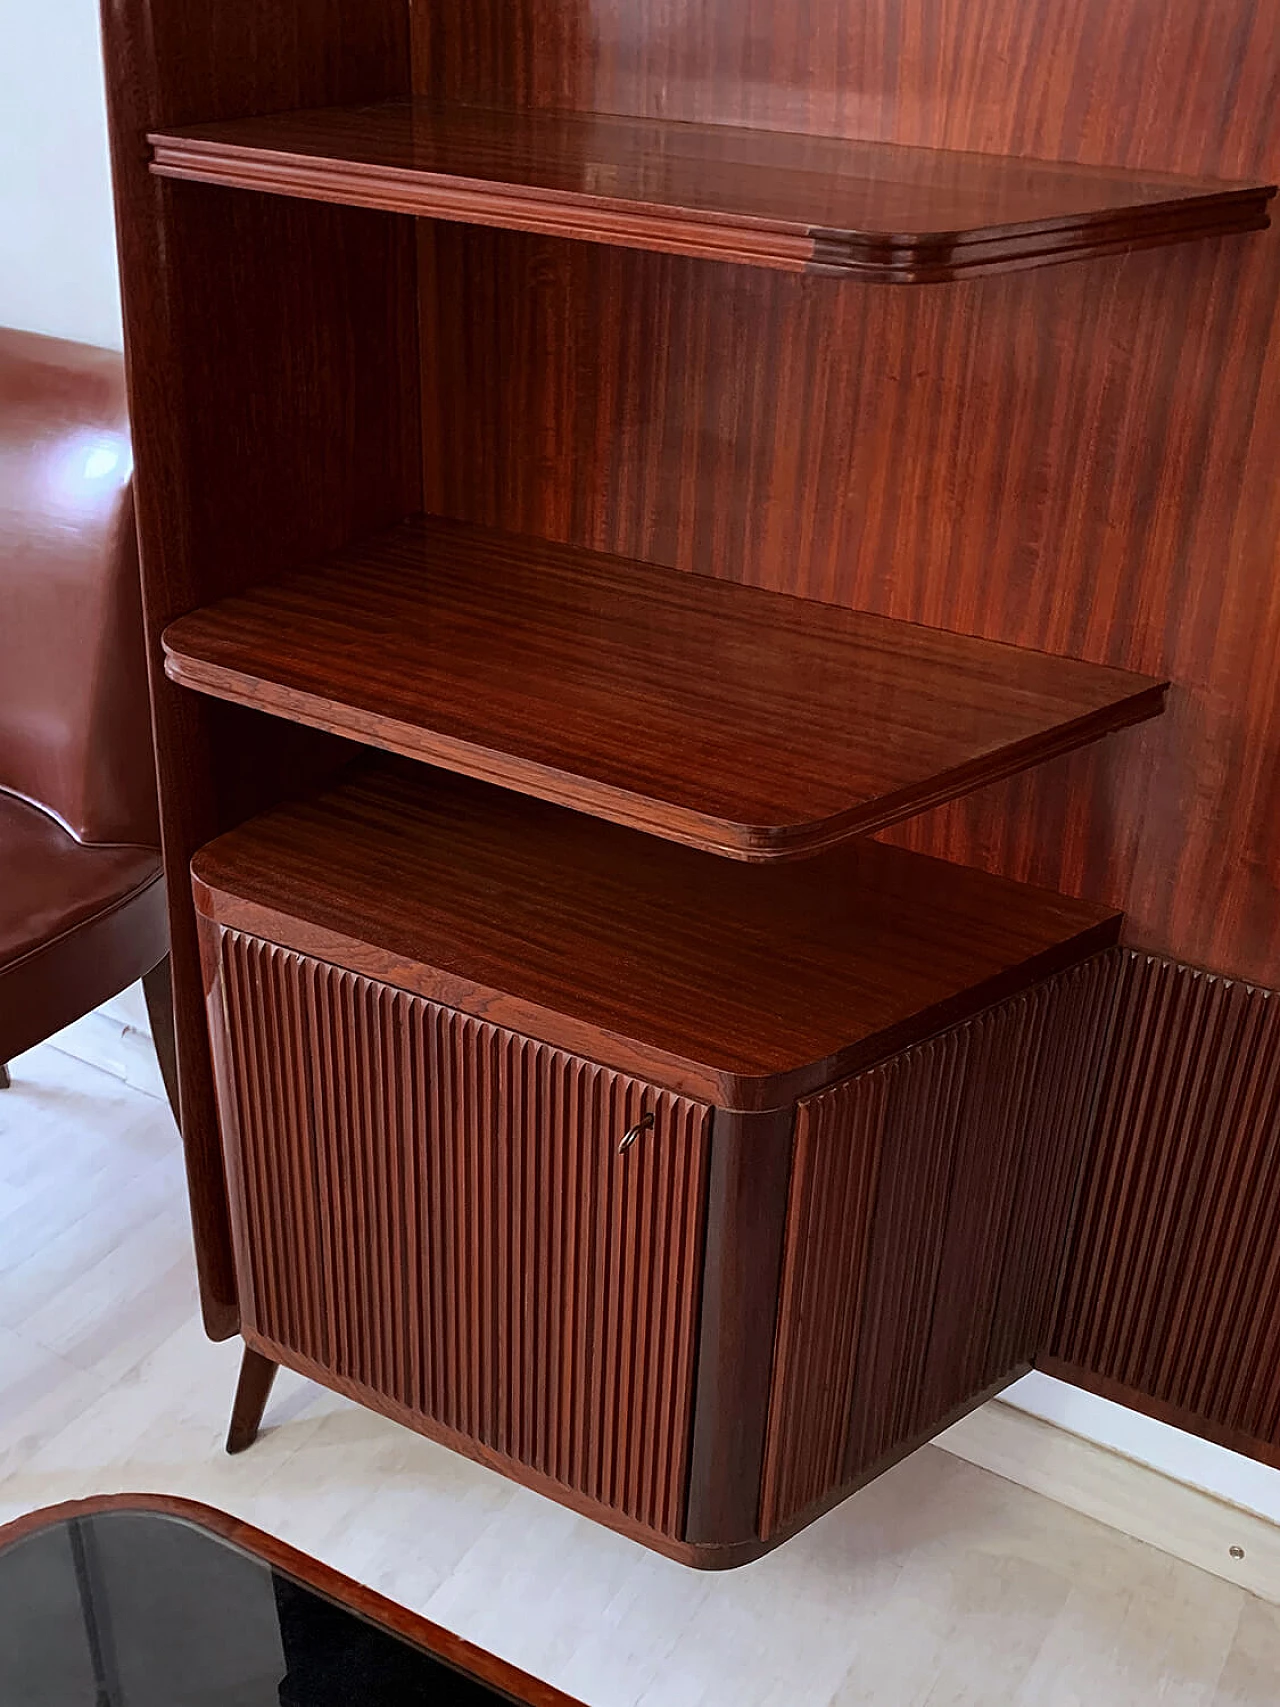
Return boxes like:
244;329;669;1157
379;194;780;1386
0;1492;586;1707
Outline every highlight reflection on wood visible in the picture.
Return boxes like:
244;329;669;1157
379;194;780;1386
163;517;1166;863
148;101;1275;281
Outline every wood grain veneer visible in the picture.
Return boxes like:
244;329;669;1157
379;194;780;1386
409;0;1280;992
190;760;1122;1110
163;516;1166;864
99;0;420;1338
683;1106;795;1548
148;102;1274;282
410;0;1280;183
405;0;1280;1469
760;952;1117;1539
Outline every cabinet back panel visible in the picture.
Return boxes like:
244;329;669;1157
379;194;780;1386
416;212;1279;988
410;1;1274;177
412;0;1280;990
212;930;712;1538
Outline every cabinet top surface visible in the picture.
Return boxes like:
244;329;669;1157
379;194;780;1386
148;101;1274;280
163;517;1166;865
193;761;1121;1107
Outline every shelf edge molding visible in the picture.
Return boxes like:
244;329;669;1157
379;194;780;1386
161;516;1168;865
148;104;1277;283
163;647;1167;863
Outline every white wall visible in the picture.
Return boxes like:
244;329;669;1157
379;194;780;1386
0;0;122;349
1003;1371;1280;1524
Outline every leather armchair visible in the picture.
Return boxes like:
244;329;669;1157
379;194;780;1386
0;327;174;1113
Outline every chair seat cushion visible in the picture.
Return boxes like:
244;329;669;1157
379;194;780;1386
0;791;165;1060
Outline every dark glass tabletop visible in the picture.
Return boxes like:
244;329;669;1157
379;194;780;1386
0;1498;574;1707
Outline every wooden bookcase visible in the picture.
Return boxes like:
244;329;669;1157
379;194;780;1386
100;0;1277;1564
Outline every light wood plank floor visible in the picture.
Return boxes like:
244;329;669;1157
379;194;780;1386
2;1039;1277;1706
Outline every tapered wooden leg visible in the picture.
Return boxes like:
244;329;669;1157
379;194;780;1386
226;1345;278;1455
142;955;180;1127
0;1063;9;1089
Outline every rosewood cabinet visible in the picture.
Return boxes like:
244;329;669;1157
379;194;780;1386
192;764;1118;1563
100;0;1280;1568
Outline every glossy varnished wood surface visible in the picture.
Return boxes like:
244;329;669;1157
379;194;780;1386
0;1496;584;1705
148;102;1273;282
684;1107;795;1548
412;0;1280;988
191;761;1120;1109
393;0;1280;1471
100;0;419;1336
410;1;1280;181
416;226;1278;971
163;516;1164;862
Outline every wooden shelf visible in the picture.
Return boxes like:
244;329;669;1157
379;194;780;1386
148;102;1275;283
192;759;1122;1109
163;516;1167;863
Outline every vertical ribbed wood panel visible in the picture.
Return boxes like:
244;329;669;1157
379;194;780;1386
215;930;712;1538
757;1071;886;1535
1050;953;1280;1454
760;954;1117;1537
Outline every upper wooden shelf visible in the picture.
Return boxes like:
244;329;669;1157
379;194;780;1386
192;760;1121;1109
147;102;1275;283
163;516;1165;863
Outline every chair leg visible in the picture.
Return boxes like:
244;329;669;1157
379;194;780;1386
226;1345;279;1455
141;955;180;1126
0;1062;9;1089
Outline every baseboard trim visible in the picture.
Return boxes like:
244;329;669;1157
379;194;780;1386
937;1397;1280;1604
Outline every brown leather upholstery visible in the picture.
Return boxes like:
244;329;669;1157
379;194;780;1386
0;327;168;1072
0;328;158;846
0;794;166;1061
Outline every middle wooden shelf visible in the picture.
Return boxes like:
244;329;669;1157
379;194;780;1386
164;515;1165;864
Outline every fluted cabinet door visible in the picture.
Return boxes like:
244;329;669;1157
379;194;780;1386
759;955;1117;1539
205;928;714;1540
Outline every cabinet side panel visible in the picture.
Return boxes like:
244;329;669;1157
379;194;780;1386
213;930;711;1539
1046;953;1280;1464
760;955;1116;1539
100;0;419;1337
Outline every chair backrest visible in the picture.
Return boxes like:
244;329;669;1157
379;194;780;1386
0;327;158;848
